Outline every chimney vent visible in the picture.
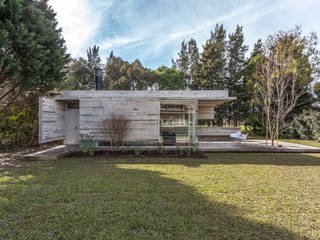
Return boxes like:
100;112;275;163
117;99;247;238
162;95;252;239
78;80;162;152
95;67;103;90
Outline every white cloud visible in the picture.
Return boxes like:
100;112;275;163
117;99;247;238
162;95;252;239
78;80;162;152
48;0;106;57
100;37;138;50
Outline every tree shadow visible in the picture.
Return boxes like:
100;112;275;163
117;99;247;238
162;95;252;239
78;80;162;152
0;158;312;239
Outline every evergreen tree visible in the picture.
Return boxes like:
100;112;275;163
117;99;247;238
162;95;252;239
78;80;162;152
224;25;248;126
87;45;102;72
173;38;200;88
0;0;69;117
173;40;189;83
187;38;200;88
194;24;227;90
242;39;264;133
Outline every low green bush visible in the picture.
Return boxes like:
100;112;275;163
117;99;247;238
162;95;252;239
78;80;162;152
0;106;38;151
79;134;96;154
134;143;143;156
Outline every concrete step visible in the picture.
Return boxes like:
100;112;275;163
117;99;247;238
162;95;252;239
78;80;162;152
24;145;79;161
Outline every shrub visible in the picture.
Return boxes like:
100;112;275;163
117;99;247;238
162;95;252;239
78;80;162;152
176;145;184;156
0;106;38;150
103;113;130;152
192;142;200;153
134;143;143;156
289;109;320;142
79;134;96;154
157;141;167;155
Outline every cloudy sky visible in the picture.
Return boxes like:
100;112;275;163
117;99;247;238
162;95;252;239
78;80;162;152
48;0;320;69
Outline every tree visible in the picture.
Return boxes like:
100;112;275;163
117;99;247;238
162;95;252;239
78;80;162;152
187;39;200;88
254;27;319;145
155;66;185;90
62;58;93;90
313;82;320;99
242;39;264;133
173;39;200;88
193;24;227;90
104;52;156;90
0;0;69;118
224;25;248;126
61;45;104;90
172;40;189;82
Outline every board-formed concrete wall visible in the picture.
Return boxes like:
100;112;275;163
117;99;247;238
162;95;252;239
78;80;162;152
39;98;66;143
79;97;159;143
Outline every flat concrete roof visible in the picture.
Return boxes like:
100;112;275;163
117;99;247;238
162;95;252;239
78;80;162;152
61;90;236;102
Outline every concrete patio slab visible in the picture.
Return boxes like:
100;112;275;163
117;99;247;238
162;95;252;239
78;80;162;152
24;145;79;160
199;140;320;153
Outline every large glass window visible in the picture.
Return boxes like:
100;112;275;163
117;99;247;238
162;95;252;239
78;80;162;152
160;103;196;145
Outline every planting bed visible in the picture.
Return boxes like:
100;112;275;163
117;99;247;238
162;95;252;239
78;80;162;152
66;150;206;159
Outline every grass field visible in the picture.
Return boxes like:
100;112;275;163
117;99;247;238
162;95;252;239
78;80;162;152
1;153;320;239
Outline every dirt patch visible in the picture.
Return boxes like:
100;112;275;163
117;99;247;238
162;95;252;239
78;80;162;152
66;150;207;159
0;141;63;167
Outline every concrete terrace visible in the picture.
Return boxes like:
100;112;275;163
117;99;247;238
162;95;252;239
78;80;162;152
23;140;320;161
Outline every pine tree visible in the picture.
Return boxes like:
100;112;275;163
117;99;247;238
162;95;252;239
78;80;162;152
187;38;200;89
87;45;102;72
174;40;189;83
194;24;227;90
225;25;248;126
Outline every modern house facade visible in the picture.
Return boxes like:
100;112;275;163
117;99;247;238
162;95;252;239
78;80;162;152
39;90;236;145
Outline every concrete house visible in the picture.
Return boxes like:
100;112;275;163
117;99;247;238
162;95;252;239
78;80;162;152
39;90;236;146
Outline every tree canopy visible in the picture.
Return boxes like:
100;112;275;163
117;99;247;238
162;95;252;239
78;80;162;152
0;0;69;117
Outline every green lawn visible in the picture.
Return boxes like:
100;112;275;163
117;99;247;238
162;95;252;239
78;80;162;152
1;154;320;239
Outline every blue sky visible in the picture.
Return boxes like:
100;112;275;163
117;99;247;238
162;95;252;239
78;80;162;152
49;0;320;69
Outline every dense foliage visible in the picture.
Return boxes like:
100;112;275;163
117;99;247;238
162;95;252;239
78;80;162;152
0;0;68;150
289;109;320;142
0;0;69;118
154;66;185;90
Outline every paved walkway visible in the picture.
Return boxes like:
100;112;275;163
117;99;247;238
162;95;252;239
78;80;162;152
199;140;320;153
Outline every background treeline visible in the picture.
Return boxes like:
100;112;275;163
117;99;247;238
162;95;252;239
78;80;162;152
1;0;320;150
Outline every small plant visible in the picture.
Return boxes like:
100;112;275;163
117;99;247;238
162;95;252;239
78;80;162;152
79;134;96;154
176;145;184;156
185;147;192;158
192;142;200;153
157;141;167;155
134;143;143;156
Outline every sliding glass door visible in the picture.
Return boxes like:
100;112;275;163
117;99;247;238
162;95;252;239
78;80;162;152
159;102;197;145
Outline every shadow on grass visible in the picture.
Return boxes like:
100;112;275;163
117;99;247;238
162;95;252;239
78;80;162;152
0;158;312;239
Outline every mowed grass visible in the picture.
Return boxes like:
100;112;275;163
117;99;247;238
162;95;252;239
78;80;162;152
1;154;320;239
